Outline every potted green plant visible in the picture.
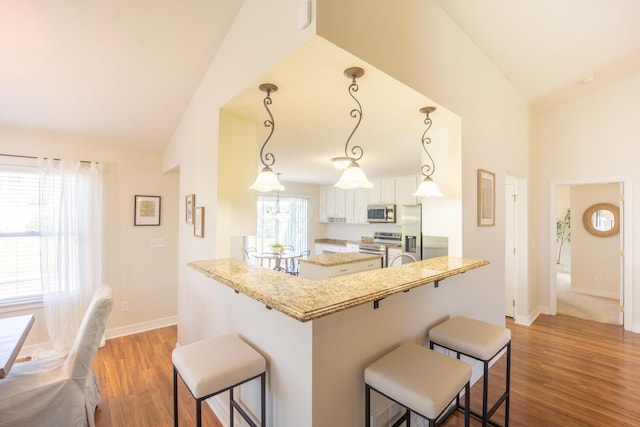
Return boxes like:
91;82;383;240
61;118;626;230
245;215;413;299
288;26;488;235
556;208;571;271
270;242;285;254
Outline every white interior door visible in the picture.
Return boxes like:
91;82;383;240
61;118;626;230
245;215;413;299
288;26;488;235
505;181;517;318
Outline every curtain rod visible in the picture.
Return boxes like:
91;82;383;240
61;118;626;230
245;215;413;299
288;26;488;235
0;153;97;164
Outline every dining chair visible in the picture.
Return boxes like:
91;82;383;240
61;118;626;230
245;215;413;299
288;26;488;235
289;249;310;276
389;253;417;267
244;247;258;264
0;285;114;427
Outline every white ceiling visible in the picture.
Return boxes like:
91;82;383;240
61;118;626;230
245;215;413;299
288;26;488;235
2;0;640;180
223;37;450;185
434;0;640;110
0;0;244;149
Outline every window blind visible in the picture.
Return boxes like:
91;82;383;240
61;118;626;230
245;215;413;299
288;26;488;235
0;169;42;304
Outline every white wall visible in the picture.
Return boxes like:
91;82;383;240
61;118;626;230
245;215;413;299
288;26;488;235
166;0;535;424
570;183;620;297
163;0;316;346
539;71;640;330
0;128;179;346
317;0;534;324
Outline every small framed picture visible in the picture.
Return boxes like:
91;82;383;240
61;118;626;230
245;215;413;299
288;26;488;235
477;169;495;226
134;195;161;226
185;194;195;224
194;206;205;238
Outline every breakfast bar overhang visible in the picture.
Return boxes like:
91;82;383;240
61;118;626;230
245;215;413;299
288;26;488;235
187;256;489;426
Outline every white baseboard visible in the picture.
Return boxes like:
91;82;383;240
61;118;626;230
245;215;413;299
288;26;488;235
19;315;177;358
104;315;177;340
514;306;544;326
569;286;619;300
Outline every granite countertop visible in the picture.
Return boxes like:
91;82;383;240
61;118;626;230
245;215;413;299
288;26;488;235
314;238;359;246
300;252;381;267
188;256;489;322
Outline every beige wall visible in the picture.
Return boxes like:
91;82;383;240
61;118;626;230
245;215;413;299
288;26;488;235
317;0;534;323
540;71;639;330
571;183;620;298
0;128;179;346
163;0;316;346
165;0;535;424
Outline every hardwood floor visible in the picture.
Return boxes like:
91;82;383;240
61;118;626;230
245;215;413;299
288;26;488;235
441;315;640;426
93;315;640;426
93;326;222;427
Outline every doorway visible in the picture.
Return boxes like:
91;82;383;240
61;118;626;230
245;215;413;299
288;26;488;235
551;180;627;326
505;175;527;321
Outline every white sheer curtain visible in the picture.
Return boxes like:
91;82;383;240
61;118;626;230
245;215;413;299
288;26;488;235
39;158;103;353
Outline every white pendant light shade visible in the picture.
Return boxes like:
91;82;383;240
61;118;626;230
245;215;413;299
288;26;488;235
249;166;285;192
335;162;373;189
331;156;353;169
413;176;443;197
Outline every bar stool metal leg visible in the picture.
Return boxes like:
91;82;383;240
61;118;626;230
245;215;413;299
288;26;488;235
173;366;179;427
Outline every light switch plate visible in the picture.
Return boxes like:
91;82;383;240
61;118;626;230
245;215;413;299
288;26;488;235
150;238;165;248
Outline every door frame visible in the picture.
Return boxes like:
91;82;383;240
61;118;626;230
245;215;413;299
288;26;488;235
549;177;632;329
505;175;528;323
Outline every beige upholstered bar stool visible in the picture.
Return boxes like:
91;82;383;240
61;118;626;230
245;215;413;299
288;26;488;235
429;316;511;427
365;343;472;427
172;334;266;427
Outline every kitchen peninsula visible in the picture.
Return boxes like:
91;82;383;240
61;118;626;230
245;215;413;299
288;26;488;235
298;252;382;280
187;256;489;426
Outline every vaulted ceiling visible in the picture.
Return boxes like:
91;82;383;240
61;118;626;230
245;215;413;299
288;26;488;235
2;1;639;179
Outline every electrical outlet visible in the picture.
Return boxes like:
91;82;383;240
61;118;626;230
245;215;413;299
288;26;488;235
121;301;129;312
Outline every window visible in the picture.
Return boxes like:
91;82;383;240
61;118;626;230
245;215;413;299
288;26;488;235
0;166;42;305
249;195;308;254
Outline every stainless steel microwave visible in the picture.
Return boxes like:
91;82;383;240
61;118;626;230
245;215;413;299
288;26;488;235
367;204;396;223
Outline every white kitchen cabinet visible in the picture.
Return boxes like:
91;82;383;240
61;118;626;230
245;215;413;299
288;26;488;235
368;178;395;204
315;242;346;255
299;257;381;279
394;175;420;222
318;186;327;223
345;190;354;223
334;187;346;218
354;188;369;224
322;185;346;221
345;243;360;253
345;188;368;224
395;175;419;206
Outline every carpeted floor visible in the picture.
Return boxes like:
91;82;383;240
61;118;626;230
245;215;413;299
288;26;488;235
556;272;620;325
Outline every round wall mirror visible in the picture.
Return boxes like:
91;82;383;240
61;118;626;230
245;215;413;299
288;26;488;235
582;203;620;237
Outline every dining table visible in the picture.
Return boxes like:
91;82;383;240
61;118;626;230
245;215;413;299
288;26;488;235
256;251;300;273
0;314;35;379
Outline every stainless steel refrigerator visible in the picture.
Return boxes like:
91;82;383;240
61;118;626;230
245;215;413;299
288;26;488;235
401;204;423;261
401;204;449;261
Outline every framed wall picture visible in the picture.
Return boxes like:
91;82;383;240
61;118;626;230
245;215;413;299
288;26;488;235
134;195;161;226
477;169;495;226
185;194;195;224
194;206;205;238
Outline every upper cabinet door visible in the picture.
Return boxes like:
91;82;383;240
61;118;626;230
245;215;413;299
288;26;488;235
368;178;395;204
395;175;419;206
354;188;369;224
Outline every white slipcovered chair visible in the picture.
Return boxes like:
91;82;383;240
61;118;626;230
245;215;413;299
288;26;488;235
0;285;114;427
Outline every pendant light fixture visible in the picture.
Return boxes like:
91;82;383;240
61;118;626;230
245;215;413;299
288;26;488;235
334;67;373;189
265;174;290;220
413;106;443;197
250;83;284;192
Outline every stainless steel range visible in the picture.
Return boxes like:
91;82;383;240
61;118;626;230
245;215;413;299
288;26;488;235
358;231;402;267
